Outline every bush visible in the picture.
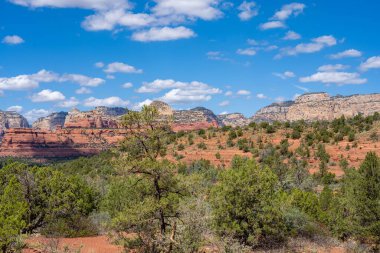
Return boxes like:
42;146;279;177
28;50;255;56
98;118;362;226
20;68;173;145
210;159;287;248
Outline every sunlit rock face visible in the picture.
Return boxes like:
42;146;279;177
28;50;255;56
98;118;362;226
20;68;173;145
63;107;128;129
252;93;380;122
33;112;68;131
217;113;251;127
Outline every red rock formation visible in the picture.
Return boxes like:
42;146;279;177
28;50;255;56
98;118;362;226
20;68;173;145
0;128;127;158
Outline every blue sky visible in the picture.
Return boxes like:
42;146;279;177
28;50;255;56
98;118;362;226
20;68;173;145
1;0;380;122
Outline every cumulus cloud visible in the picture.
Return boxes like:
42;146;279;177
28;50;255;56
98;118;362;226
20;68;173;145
276;35;337;58
132;99;153;110
10;0;223;42
24;109;51;123
122;82;133;88
318;64;349;72
6;105;23;113
219;100;230;106
237;90;251;95
104;62;143;74
31;89;66;102
238;1;258;21
2;35;25;45
273;71;295;79
300;72;367;85
225;91;233;96
60;74;105;87
359;56;380;71
256;93;267;99
83;96;130;107
75;87;92;94
330;49;362;59
272;3;305;20
259;21;285;30
0;70;104;91
237;48;256;56
57;97;80;108
283;31;301;40
137;79;221;104
152;0;223;21
0;70;58;91
132;26;196;42
94;62;105;68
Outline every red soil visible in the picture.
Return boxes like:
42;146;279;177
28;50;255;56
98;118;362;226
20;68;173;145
23;235;122;253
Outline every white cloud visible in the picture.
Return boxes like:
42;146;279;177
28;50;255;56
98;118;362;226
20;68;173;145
152;0;223;21
0;69;104;91
219;100;230;106
95;62;105;68
330;49;362;59
83;96;130;107
225;91;233;96
2;35;25;45
132;26;196;42
0;90;4;96
318;64;349;72
24;109;50;123
104;62;143;74
276;35;337;58
237;90;251;95
0;70;58;91
122;82;133;88
9;0;130;10
272;3;305;21
238;1;258;21
259;21;285;30
274;71;295;79
359;56;380;71
283;30;301;40
206;51;231;61
31;89;66;102
237;48;256;56
132;99;153;110
60;74;105;87
6;105;23;113
138;79;221;104
57;97;80;108
82;10;156;31
300;72;367;85
256;93;267;99
76;87;92;94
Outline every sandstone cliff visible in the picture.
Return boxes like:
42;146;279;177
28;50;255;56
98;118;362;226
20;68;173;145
0;110;29;129
0;128;127;158
33;112;68;131
252;93;380;122
217;113;251;127
64;107;128;129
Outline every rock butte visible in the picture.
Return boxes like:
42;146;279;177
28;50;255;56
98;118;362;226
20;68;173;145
0;92;379;158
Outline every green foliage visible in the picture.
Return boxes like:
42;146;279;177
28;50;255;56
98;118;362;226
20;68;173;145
0;177;27;252
210;159;287;248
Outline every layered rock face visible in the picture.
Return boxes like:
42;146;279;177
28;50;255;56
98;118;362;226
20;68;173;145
0;128;127;158
252;93;380;122
33;112;68;131
64;107;128;129
0;111;29;143
0;111;29;129
217;113;251;127
150;101;223;131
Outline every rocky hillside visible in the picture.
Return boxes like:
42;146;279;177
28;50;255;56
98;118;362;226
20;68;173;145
63;107;128;129
33;112;68;131
0;110;29;130
252;93;380;122
217;113;251;127
150;101;223;131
